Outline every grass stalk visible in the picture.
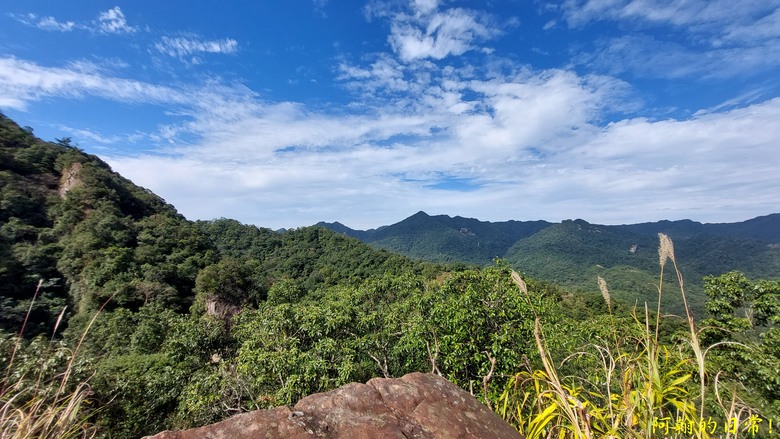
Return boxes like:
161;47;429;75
0;285;109;438
498;232;759;438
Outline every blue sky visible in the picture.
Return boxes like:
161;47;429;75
2;1;779;229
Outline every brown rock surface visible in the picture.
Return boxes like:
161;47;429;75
144;372;522;439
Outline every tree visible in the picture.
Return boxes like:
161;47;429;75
55;137;73;147
701;271;780;415
194;258;264;312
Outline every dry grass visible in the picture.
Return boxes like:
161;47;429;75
498;234;758;439
1;281;101;439
511;270;528;294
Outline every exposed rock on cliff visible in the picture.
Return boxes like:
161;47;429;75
144;372;522;439
58;161;82;198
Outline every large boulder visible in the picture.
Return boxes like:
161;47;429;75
144;372;522;439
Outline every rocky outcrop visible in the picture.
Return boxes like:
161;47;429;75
58;161;82;198
204;297;241;321
144;372;522;439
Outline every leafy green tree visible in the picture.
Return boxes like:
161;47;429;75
422;264;549;394
197;218;281;260
194;258;265;312
92;352;188;437
266;278;304;305
701;271;780;417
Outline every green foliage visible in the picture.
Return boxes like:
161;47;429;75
196;218;281;260
266;278;304;305
1;333;96;439
1;114;214;334
699;272;780;416
422;265;551;392
194;258;265;309
92;353;187;436
82;309;232;437
321;211;551;265
497;235;774;439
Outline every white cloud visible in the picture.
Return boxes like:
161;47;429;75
11;7;138;34
97;6;137;34
550;99;780;221
381;2;503;62
720;7;780;43
1;23;777;230
105;90;780;229
412;0;439;16
48;49;770;229
10;13;78;32
56;125;123;146
561;0;778;30
154;36;239;60
562;1;780;79
0;57;187;111
337;54;417;98
37;16;76;32
578;34;780;79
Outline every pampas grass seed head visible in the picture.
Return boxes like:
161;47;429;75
511;270;528;294
658;233;676;268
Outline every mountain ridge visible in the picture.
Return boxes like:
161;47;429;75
317;211;780;314
319;212;780;242
318;211;553;265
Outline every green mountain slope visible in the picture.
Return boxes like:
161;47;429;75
198;218;443;293
321;213;780;316
615;214;780;243
0;114;457;438
0;114;439;335
318;211;552;265
504;219;695;313
1;113;214;333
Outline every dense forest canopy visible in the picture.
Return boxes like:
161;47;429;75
1;113;778;439
319;211;780;317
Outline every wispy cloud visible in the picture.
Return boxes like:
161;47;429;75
13;50;766;228
4;52;775;229
0;57;187;111
562;1;780;79
10;6;138;35
37;16;77;32
577;34;780;79
561;0;776;31
154;35;239;61
10;13;78;32
97;6;137;34
105;95;780;228
719;7;780;44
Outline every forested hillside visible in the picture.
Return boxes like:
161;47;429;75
318;211;551;265
2;114;778;439
506;219;780;315
321;212;780;316
1;114;206;335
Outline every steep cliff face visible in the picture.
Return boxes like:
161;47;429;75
58;161;82;198
143;372;523;439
